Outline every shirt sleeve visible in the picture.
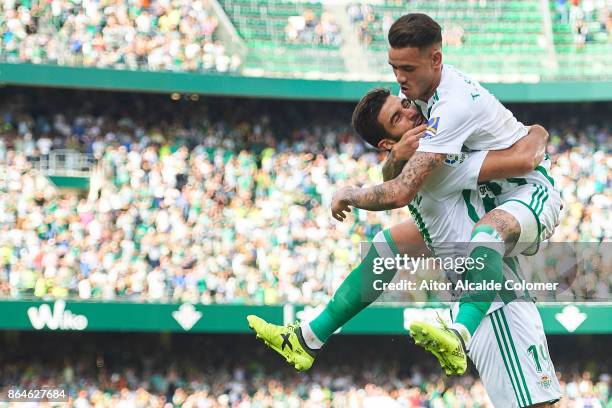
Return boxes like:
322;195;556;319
429;151;488;200
416;99;475;155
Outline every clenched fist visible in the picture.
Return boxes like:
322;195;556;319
331;186;355;222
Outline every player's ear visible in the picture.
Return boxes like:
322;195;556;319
378;138;394;151
431;46;442;70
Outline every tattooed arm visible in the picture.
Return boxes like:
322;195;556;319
331;152;446;220
382;123;426;181
479;124;549;181
382;151;407;182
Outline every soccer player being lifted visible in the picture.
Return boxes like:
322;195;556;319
332;13;562;375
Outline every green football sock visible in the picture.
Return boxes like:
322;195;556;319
308;229;399;343
455;225;505;336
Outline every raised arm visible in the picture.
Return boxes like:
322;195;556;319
382;151;407;182
331;152;445;220
382;124;427;181
478;124;549;182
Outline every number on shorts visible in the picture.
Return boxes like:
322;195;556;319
527;344;543;373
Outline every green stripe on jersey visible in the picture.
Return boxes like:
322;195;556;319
507;177;527;186
535;185;549;216
493;311;529;406
491;311;525;407
502;199;542;241
462;190;481;223
535;166;555;186
500;309;533;406
407;204;432;248
532;185;549;217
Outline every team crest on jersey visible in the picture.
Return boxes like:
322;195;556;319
444;153;466;167
538;375;552;390
423;117;440;139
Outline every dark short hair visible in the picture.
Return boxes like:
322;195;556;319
388;13;442;49
352;88;391;148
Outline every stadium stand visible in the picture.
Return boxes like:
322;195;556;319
0;89;609;303
219;0;345;76
350;0;549;80
349;0;611;80
550;0;612;79
1;0;609;80
0;0;240;72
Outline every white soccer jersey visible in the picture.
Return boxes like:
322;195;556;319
409;151;530;307
399;63;561;256
409;151;487;257
410;65;528;155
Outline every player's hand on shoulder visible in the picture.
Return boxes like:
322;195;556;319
331;186;354;222
392;124;427;161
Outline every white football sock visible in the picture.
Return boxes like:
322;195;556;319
450;322;472;349
300;321;324;350
467;230;505;256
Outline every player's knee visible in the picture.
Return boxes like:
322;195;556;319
472;209;520;243
388;221;420;245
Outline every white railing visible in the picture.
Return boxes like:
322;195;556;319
35;150;96;177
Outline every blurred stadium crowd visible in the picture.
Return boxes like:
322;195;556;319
347;2;379;46
1;333;610;407
1;363;499;407
5;368;607;407
1;0;609;81
554;0;612;47
285;10;341;46
0;0;241;72
0;91;608;303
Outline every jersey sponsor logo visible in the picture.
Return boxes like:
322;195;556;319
478;184;496;199
423;117;440;140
